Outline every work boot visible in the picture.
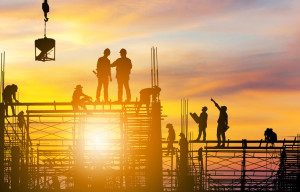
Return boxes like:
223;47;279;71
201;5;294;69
95;98;100;103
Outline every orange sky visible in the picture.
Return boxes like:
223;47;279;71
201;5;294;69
1;0;300;140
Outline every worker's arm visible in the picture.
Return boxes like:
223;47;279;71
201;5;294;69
110;59;119;67
211;98;220;110
13;92;19;103
82;93;92;100
109;61;112;81
225;115;228;127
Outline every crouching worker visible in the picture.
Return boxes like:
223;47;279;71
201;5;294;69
136;86;161;114
264;128;277;147
72;85;93;112
3;84;19;116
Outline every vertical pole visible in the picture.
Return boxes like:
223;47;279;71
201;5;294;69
156;47;159;87
24;111;30;190
151;48;153;87
37;148;39;189
241;139;246;192
148;102;163;192
11;146;20;192
2;52;5;96
205;142;208;191
0;103;5;191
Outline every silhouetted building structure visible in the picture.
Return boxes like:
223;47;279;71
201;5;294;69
2;84;19;116
111;48;132;102
211;98;228;147
96;48;112;102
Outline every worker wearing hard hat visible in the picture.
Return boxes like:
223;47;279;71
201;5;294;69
111;49;132;102
166;123;176;156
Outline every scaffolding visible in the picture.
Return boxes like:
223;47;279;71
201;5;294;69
0;101;163;191
1;102;300;192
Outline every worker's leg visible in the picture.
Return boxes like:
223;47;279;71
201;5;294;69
124;79;131;102
203;128;206;141
117;79;123;102
96;78;103;102
103;78;109;102
217;127;221;147
136;102;142;114
79;98;87;110
4;100;8;116
221;132;226;147
196;127;202;141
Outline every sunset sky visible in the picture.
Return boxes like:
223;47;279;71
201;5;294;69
1;0;300;140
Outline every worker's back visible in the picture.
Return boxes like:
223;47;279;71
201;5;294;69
114;57;132;80
3;85;13;99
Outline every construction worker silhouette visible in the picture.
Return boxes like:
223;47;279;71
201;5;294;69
111;49;132;102
17;111;25;129
178;132;189;191
211;98;228;147
190;106;208;141
166;123;175;156
136;86;161;114
264;128;277;147
72;85;92;112
42;0;50;22
95;48;112;102
2;84;19;116
51;176;60;190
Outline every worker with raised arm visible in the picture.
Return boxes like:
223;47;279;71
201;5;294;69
2;84;19;116
211;98;228;147
111;49;132;102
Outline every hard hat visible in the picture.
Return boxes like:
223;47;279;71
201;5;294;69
166;123;173;128
179;133;185;137
75;84;83;89
120;48;127;54
202;106;208;111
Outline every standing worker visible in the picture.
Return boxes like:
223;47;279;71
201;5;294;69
211;98;229;147
2;84;19;116
166;123;175;156
95;48;112;102
111;48;132;102
190;106;208;141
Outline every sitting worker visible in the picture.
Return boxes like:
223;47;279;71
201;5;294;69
136;86;161;114
2;84;19;116
72;85;92;112
264;128;277;147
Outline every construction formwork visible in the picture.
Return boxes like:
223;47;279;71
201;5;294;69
0;101;163;191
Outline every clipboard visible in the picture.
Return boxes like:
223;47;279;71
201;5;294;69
189;112;199;124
